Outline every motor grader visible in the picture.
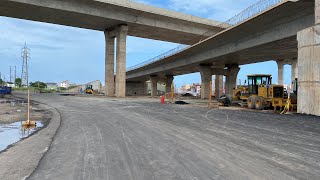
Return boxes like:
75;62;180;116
233;74;294;110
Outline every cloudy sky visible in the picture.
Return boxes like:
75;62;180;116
0;0;292;87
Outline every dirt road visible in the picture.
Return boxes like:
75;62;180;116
27;94;320;180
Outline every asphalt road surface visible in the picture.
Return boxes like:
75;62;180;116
28;94;320;180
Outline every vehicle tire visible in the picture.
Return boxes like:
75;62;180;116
255;97;265;110
247;96;256;109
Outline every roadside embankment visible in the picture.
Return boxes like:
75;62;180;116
0;94;61;180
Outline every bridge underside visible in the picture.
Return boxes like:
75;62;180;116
0;0;223;44
127;36;298;81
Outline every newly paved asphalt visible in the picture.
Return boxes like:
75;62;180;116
28;94;320;180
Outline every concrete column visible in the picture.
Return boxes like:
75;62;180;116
150;76;158;97
277;60;285;85
165;76;174;93
296;25;320;116
199;66;212;99
291;59;298;83
225;65;240;96
104;30;115;97
215;75;223;98
115;25;128;97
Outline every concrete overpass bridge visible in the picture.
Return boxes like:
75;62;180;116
126;0;320;116
0;0;224;97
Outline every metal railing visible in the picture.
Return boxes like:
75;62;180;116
126;0;286;72
126;44;189;71
200;0;284;38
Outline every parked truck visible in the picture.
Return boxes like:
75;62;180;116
0;86;12;98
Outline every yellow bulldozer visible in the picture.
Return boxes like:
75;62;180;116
233;74;297;110
85;85;95;94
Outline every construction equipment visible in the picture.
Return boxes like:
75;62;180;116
85;85;95;94
0;86;12;98
234;74;296;110
22;89;36;127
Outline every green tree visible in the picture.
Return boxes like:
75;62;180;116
15;78;22;87
0;78;3;85
30;81;47;89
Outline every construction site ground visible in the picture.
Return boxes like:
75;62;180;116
1;93;320;180
0;95;51;124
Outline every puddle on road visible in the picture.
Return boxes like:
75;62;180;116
0;121;43;152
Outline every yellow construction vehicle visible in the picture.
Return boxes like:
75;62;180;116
85;85;95;94
234;74;292;110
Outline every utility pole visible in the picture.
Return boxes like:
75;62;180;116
21;43;30;87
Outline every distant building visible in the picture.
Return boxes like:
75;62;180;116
60;80;70;88
6;82;17;88
192;83;201;95
46;83;58;90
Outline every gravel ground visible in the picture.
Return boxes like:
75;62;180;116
20;94;320;180
0;98;26;124
0;95;49;124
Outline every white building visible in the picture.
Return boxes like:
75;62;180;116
60;80;70;88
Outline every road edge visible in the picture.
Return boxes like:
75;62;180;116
0;100;62;180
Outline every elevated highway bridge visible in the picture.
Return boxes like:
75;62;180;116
126;0;319;116
0;0;224;97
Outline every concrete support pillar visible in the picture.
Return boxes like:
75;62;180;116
165;76;174;93
115;25;128;98
215;75;223;98
295;0;320;116
200;66;212;99
104;30;115;96
150;76;158;97
277;60;285;85
225;65;240;96
296;24;320;116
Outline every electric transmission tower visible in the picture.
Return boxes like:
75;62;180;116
21;43;30;87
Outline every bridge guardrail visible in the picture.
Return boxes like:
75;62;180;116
127;0;285;72
126;44;189;71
